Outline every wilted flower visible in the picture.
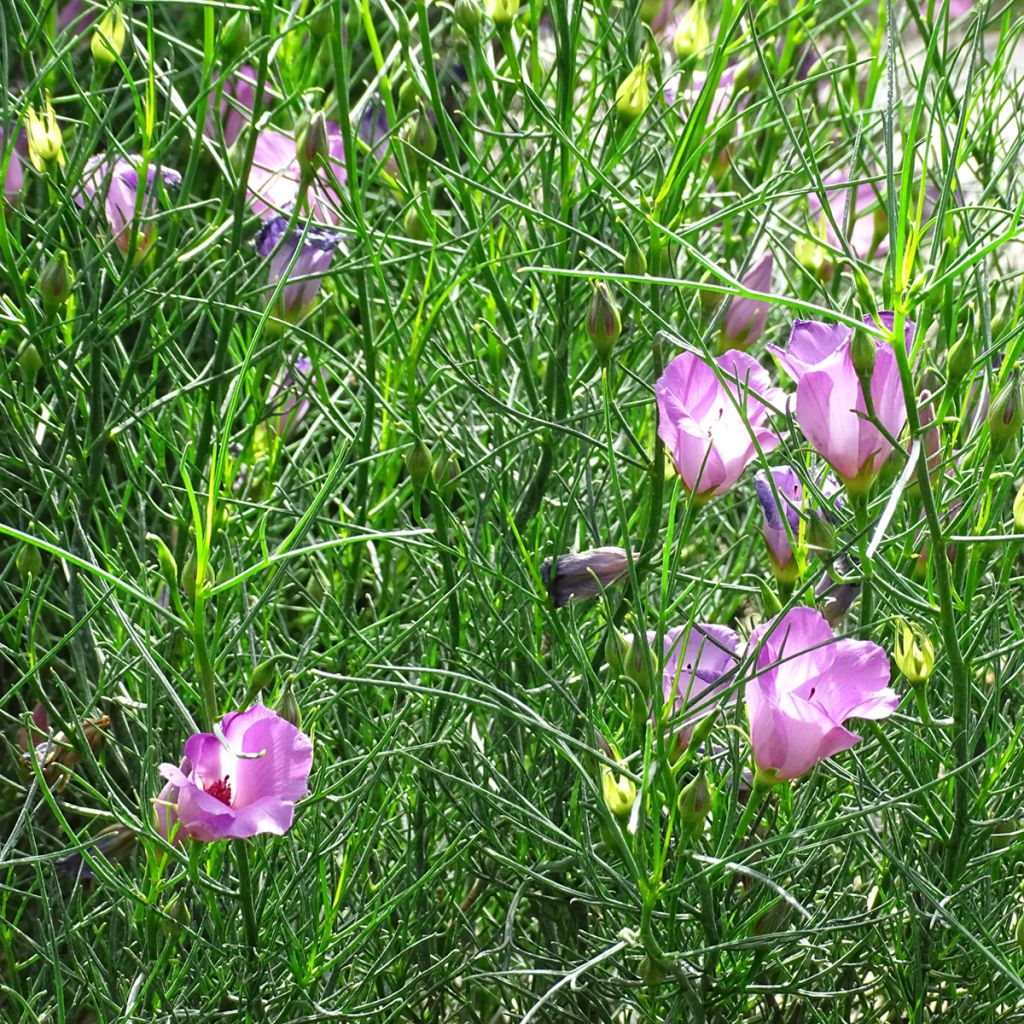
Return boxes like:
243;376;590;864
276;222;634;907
808;173;888;263
769;312;913;494
814;558;861;628
16;703;49;752
156;704;313;842
721;252;772;351
541;546;628;607
747;607;898;783
57;824;138;883
651;622;740;745
74;155;181;260
655;349;782;501
266;353;328;436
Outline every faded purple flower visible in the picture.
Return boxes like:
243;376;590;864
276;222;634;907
721;252;772;350
754;467;803;581
655;349;782;501
651;623;740;745
770;312;914;493
207;65;277;149
541;546;628;607
254;216;341;319
747;607;898;782
74;155;181;260
808;173;888;263
157;704;313;843
2;127;25;205
664;65;740;124
266;353;328;436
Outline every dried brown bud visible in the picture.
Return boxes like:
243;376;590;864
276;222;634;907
540;546;628;607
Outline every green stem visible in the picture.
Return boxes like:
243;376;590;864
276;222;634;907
235;841;260;951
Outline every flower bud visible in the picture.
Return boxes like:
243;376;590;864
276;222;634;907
946;335;974;381
403;205;429;241
601;759;637;819
406;439;433;490
623;236;647;277
275;685;301;728
1014;481;1024;531
541;546;628;607
161;895;191;936
615;62;650;121
894;618;935;686
625;631;656;691
489;0;520;27
795;233;825;276
146;533;178;590
26;94;64;171
92;6;126;65
851;329;876;379
677;769;713;836
639;0;663;22
673;2;710;59
454;0;482;37
16;543;43;580
989;373;1022;454
297;110;329;181
586;281;622;363
400;107;437;172
220;9;252;57
250;655;285;693
181;551;198;602
398;77;424;116
605;626;632;678
39;252;72;312
17;343;43;386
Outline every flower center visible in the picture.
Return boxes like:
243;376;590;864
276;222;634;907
205;776;233;805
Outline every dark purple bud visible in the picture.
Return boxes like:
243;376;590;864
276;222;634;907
989;372;1022;454
540;546;628;607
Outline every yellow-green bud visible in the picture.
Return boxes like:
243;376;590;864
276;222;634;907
146;533;178;590
989;373;1022;454
398;77;424;116
623;236;647;277
639;0;663;22
1013;481;1024;532
400;107;437;172
615;62;650;121
851;329;876;379
677;769;713;836
39;252;72;312
586;281;622;362
297;110;329;180
454;0;482;37
605;626;631;678
795;232;825;276
91;6;127;66
308;5;334;40
403;205;429;241
18;342;43;385
406;439;433;490
946;335;974;381
181;551;198;602
489;0;520;27
16;544;43;580
26;94;64;171
673;2;710;58
601;759;637;818
893;618;935;686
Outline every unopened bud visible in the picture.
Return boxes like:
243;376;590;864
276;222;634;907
406;439;433;489
894;618;935;686
946;335;974;381
615;62;650;121
39;252;72;312
601;759;637;819
677;769;713;836
605;626;632;677
989;373;1023;454
308;5;334;39
586;281;622;362
1014;481;1024;531
453;0;482;37
16;543;43;580
795;233;825;276
400;107;437;172
146;533;178;590
275;685;301;727
17;343;43;385
541;546;628;607
297;110;329;180
853;267;877;313
625;631;656;691
220;9;252;57
181;551;198;602
851;329;876;379
91;6;126;66
26;94;64;170
403;204;429;241
623;236;647;277
161;895;190;936
805;512;835;556
639;0;663;22
398;77;423;116
489;0;520;27
395;7;412;47
759;578;782;617
250;656;285;693
673;1;710;58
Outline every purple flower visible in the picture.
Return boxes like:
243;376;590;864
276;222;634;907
74;155;181;260
808;173;888;263
753;467;803;581
254;216;341;319
156;704;313;843
541;546;628;607
651;623;740;746
769;312;913;492
1;127;25;205
266;353;328;436
56;0;96;37
655;349;782;501
664;65;740;124
207;65;277;149
721;252;772;350
747;607;898;782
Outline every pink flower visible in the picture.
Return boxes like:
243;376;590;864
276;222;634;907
2;127;25;205
655;349;782;500
206;66;278;149
156;704;313;843
721;252;772;350
650;623;740;745
267;353;328;435
753;467;803;580
746;607;898;782
769;312;914;493
808;173;888;262
16;703;49;751
664;65;741;124
74;155;181;260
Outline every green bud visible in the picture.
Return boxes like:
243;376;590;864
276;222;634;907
181;551;198;602
989;372;1023;454
851;329;877;378
893;618;936;687
625;631;656;691
605;626;632;678
39;252;72;312
91;6;126;66
677;769;713;836
601;759;637;819
1013;481;1024;531
673;1;710;58
275;684;301;727
615;62;650;121
18;342;43;385
946;335;974;382
454;0;482;37
161;896;190;937
805;513;835;557
406;439;433;490
759;578;783;617
219;9;252;58
249;656;283;693
146;533;178;589
398;77;423;116
400;107;437;172
395;7;412;48
853;267;877;313
794;233;825;276
639;0;663;22
297;110;329;180
26;94;64;171
586;282;622;363
16;544;43;580
308;5;334;40
623;236;647;277
489;0;520;27
403;205;429;241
